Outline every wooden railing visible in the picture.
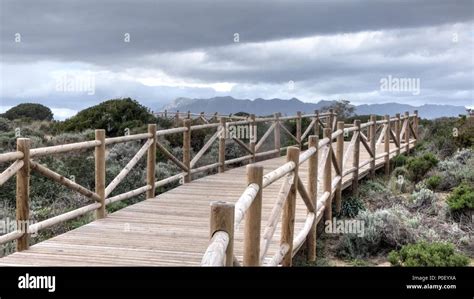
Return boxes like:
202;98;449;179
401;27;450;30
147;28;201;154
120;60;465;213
0;110;334;252
201;110;419;266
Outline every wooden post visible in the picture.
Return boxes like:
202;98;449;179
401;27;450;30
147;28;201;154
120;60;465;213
146;124;157;198
352;120;361;197
404;111;410;154
175;110;180;126
323;128;332;222
307;135;318;261
335;121;344;213
314;110;320;138
16;138;30;251
164;109;167;118
369;115;376;178
183;119;191;183
328;109;334;130
249;114;256;163
218;117;226;173
210;201;235;267
281;147;299;266
384;115;390;179
296;111;302;148
95;129;106;219
395;113;401;156
244;164;263;266
414;110;419;146
274;113;281;158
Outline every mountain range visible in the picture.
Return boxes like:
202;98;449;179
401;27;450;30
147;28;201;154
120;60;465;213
161;97;468;119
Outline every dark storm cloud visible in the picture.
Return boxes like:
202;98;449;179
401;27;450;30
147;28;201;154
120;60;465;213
1;0;472;63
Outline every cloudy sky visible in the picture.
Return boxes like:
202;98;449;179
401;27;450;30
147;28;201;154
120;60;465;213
1;0;473;119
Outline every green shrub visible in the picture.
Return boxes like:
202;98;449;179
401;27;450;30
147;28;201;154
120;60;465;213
391;154;408;168
446;183;474;211
425;175;441;190
406;153;439;182
388;242;469;267
340;197;366;218
2;103;53;121
411;188;435;209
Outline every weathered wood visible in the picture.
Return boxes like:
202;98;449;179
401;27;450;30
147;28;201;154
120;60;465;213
156;141;189;172
29;203;101;233
335;121;344;213
369;115;376;178
260;173;293;263
190;128;222;168
218;118;226;173
146;124;157;199
255;122;276;152
352;120;361;196
209;201;235;267
30;161;100;201
156;127;187;136
0;159;23;186
0;151;23;164
105;185;151;205
262;161;295;188
105;133;152;145
201;231;229;266
296;111;302;147
224;154;253;165
234;183;259;229
0;230;23;245
292;212;315;256
404;112;410;153
323;128;332;222
414;110;419;146
16;138;30;251
95;130;106;219
300;118;316;144
384;116;391;178
29;140;100;158
306;135;318;261
279;122;299;144
296;178;315;212
342;131;357;167
274;113;281;158
249;114;256;163
183;119;192;183
243;164;263;266
281;147;299;266
265;243;290;266
360;135;374;158
232;137;253;154
105;138;153;198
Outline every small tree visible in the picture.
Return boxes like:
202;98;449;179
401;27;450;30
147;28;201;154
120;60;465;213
321;100;355;119
3;103;53;121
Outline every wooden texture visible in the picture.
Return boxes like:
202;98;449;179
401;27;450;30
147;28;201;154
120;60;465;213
146;124;157;198
0;139;414;266
94;130;106;219
16;138;30;251
243;165;263;266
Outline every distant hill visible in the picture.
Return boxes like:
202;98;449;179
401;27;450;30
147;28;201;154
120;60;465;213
161;97;467;119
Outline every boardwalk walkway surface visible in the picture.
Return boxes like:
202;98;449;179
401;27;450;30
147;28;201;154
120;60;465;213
0;142;412;266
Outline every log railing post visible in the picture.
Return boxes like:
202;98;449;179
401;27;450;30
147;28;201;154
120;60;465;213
296;111;302;148
369;115;376;178
395;113;401;156
249;114;256;163
281;147;299;267
146;124;157;198
164;109;167;118
414;110;419;146
404;111;410;154
328;109;334;130
274;113;281;158
95;129;106;219
175;110;180;127
244;164;263;266
187;111;191;119
335;121;344;213
307;135;318;261
183;119;192;183
352;120;361;197
314;110;320;137
323;128;332;222
384;115;390;179
210;201;235;267
218;117;226;173
16;138;30;251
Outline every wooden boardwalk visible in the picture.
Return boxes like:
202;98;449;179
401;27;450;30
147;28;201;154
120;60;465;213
0;141;412;266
